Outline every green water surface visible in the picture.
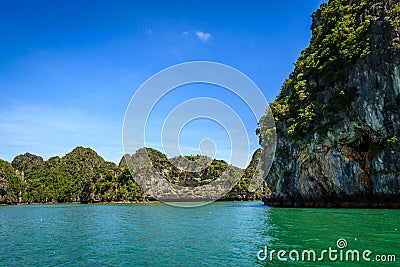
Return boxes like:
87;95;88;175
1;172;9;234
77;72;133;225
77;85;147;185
0;202;398;266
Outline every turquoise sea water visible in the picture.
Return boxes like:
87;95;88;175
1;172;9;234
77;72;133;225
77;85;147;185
0;202;398;266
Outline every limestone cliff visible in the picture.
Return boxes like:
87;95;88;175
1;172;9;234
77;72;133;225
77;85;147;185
260;0;400;207
0;147;263;204
0;159;20;204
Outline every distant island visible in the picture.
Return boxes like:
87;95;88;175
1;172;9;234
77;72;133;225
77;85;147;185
258;0;400;208
0;146;265;205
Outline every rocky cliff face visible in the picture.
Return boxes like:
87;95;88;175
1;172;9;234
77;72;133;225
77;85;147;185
122;147;264;202
0;159;20;204
222;148;267;201
260;0;400;207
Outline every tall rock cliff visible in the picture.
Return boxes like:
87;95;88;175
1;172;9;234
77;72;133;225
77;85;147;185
260;0;400;207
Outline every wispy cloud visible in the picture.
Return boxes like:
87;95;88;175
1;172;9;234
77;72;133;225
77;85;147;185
145;28;153;36
195;31;212;44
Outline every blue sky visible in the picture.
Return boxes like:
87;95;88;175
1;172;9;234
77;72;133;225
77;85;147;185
0;0;326;166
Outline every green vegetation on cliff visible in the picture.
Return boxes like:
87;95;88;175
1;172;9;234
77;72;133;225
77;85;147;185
9;147;138;203
0;146;265;204
269;0;374;139
223;148;267;200
146;147;229;187
0;159;21;204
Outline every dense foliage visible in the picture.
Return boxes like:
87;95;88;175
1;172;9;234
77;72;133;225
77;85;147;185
0;159;21;203
269;0;373;139
0;147;265;204
7;147;144;203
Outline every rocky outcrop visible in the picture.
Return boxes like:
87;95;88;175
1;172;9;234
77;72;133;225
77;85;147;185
121;148;247;202
260;0;400;208
1;146;263;204
222;148;267;201
0;159;19;204
10;147;130;203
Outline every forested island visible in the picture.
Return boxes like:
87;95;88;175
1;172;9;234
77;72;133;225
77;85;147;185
258;0;400;208
0;146;265;204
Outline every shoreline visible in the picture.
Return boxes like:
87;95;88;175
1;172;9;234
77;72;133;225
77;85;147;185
1;199;264;206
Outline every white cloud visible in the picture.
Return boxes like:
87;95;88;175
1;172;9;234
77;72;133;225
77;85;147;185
195;31;212;44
